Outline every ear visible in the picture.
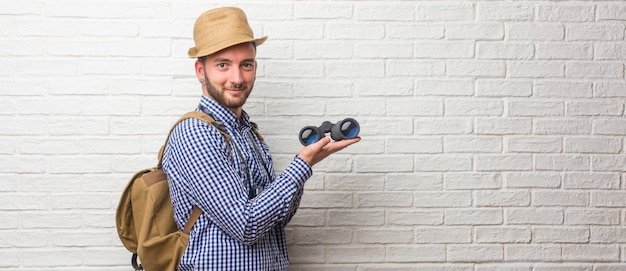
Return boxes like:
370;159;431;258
195;60;205;82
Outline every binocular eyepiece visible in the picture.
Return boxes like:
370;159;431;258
299;118;360;146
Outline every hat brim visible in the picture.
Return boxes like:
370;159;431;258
188;36;267;58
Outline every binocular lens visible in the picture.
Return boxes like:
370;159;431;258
299;127;323;146
299;118;360;146
339;119;359;138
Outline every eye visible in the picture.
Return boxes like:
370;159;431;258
242;63;255;71
216;63;227;69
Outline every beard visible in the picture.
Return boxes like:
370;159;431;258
203;73;253;110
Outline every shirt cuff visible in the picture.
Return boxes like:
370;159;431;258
283;157;313;187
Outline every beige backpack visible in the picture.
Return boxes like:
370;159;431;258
115;111;229;271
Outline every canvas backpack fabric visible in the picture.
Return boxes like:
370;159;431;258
116;111;229;271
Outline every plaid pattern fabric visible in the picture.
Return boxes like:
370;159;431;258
162;96;312;270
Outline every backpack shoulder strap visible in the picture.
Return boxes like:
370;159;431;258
157;111;232;168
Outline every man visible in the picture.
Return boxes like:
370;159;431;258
162;7;360;270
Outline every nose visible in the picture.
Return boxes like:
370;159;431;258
229;67;244;87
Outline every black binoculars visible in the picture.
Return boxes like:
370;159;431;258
298;118;360;146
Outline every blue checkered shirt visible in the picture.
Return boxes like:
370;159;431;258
162;96;312;270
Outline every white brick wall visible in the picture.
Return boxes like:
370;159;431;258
1;0;625;270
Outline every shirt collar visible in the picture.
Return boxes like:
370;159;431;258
197;95;251;130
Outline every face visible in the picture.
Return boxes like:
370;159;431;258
196;42;257;116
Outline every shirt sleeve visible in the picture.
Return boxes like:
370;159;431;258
164;118;312;245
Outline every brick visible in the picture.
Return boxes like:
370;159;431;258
355;155;414;173
387;245;446;262
416;3;474;21
415;227;471;244
300;191;352;208
354;79;413;96
532;191;589;207
477;3;534;21
447;245;504;262
475;226;531;243
592;155;626;171
387;210;443;226
415;155;473;172
415;79;474;96
568;100;625;116
0;38;45;56
566;62;625;79
475;154;532;171
445;208;503;225
591;191;626;207
78;21;139;37
475;191;530;207
22;212;82;229
476;79;532;97
534;119;592;135
535;155;590;171
290;227;352;245
562;245;619;261
475;118;532;135
415;41;474;59
386;137;442;154
357;192;412;208
445;172;502;190
563;173;620;189
595;81;626;98
533;227;589;243
476;42;533;60
327;61;385;78
355;4;414;21
447;23;504;40
328;210;385;226
590;227;626;243
566;24;625;41
327;246;385;263
413;192;471;207
23;249;83;267
327;23;384;40
387;23;444;40
508;61;565;78
534;80;592;98
445;99;503;116
565;208;620;225
415;118;473;135
445;136;503;153
597;4;626;20
507;137;562;153
16;19;76;36
357;228;414;244
534;264;592;271
505;245;561;261
388;60;445;77
288;246;325;264
326;173;385;191
294;3;352;19
537;4;595;22
507;208;563;225
0;156;45;174
536;43;592;60
386;173;443;191
51;230;113;246
505;173;561;189
509;101;563;117
564;137;622;153
387;99;443;116
447;60;505;77
507;23;565;41
295;42;353;60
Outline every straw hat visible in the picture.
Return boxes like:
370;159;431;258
188;7;268;58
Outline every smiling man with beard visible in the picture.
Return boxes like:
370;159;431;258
161;6;360;271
